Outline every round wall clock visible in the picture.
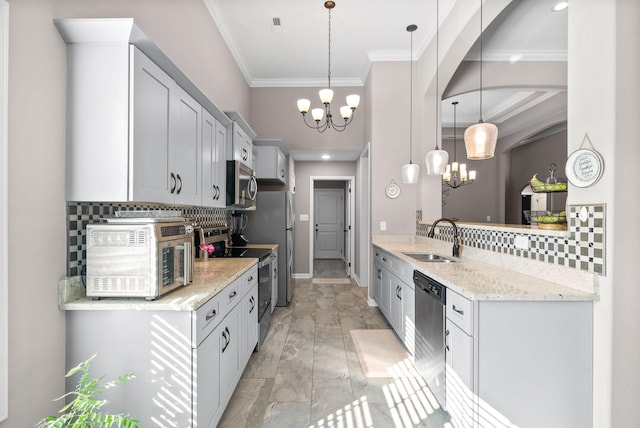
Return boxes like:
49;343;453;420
565;148;604;188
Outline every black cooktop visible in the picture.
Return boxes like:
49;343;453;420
214;247;272;261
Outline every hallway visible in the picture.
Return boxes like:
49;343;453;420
218;278;451;427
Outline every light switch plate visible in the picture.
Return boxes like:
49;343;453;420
300;214;309;222
380;221;387;231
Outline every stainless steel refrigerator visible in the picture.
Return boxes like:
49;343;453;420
244;191;294;306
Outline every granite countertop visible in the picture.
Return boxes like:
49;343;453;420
373;239;596;302
60;258;258;311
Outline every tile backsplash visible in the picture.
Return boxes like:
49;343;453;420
417;204;606;275
66;202;228;277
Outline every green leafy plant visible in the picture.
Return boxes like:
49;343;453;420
37;354;140;428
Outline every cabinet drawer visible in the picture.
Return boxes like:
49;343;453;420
239;265;258;297
193;294;222;347
373;249;389;268
219;280;242;318
388;255;414;286
446;289;473;335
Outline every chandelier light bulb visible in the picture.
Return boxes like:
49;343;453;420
340;106;352;120
297;99;311;114
311;108;324;122
346;94;360;109
319;88;334;104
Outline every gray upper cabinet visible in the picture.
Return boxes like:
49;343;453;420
255;145;287;184
55;18;230;203
132;47;201;205
202;109;227;208
225;112;257;170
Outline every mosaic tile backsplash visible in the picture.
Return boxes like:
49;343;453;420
66;202;228;277
417;204;606;275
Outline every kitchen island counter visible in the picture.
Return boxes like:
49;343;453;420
60;257;258;311
373;238;597;302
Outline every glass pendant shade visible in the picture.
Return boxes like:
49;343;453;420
464;122;498;159
402;162;420;184
425;149;449;175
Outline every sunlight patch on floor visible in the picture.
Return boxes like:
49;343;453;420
309;358;454;428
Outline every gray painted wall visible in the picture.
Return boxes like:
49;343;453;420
3;1;246;426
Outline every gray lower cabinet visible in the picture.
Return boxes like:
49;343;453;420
66;266;258;427
445;288;593;428
373;249;415;355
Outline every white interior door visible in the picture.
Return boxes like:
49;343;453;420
314;189;344;259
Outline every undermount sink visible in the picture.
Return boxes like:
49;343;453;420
402;252;458;263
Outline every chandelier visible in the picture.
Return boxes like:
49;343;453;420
444;101;476;188
296;1;360;133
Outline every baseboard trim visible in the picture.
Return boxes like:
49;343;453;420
293;273;311;279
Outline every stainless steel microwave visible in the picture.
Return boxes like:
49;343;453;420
86;220;194;300
226;160;257;210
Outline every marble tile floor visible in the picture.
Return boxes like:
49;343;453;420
313;259;348;278
218;278;452;428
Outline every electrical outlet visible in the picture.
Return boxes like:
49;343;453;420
380;221;387;231
514;235;529;250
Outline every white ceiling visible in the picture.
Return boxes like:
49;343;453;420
205;0;568;160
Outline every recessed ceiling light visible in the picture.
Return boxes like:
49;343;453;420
552;2;568;12
321;154;330;160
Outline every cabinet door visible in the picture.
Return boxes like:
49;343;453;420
131;47;173;203
277;150;287;182
288;155;296;193
271;251;278;313
241;285;259;365
233;124;252;167
219;309;240;404
214;121;227;206
171;87;202;205
193;330;221;428
379;268;390;317
389;274;404;335
373;264;382;306
202;110;226;207
402;284;415;355
445;318;474;428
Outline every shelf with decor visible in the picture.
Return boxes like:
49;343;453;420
528;163;567;230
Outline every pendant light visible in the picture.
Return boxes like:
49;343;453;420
425;0;449;175
464;0;498;159
402;24;420;184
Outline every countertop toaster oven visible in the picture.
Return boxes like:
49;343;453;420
86;219;194;300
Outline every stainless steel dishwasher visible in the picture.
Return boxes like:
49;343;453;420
414;270;447;407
